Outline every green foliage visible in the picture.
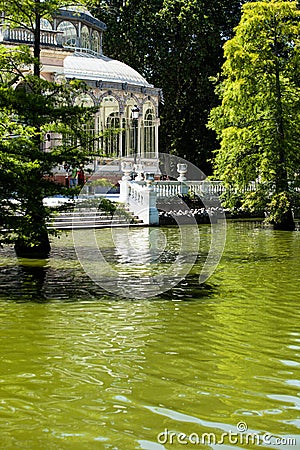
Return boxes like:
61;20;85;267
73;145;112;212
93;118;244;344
99;198;117;216
89;178;114;187
0;45;96;249
266;191;293;225
208;0;300;229
0;0;79;27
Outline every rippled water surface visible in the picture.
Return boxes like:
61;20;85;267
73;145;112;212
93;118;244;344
0;222;299;449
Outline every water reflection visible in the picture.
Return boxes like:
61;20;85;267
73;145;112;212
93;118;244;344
113;227;169;264
0;222;299;449
0;246;107;302
73;226;200;299
17;259;48;302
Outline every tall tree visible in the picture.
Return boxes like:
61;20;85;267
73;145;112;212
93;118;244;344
90;0;243;173
208;0;300;230
154;0;242;173
0;0;96;257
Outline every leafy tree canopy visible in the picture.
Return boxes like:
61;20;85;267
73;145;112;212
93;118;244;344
0;45;96;255
208;0;300;230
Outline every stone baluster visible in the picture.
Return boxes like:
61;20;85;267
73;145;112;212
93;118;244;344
177;164;189;195
144;177;159;225
119;161;133;203
134;163;144;182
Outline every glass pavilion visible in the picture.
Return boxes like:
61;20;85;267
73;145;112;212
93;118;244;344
0;5;161;169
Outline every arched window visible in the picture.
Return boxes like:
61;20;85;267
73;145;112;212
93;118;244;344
57;21;77;47
81;26;90;49
97;96;120;156
69;94;95;153
124;101;139;158
144;107;155;155
74;94;94;107
105;113;120;156
144;108;154;125
91;30;100;53
107;112;120;129
41;19;52;31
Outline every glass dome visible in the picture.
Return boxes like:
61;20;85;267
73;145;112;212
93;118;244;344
64;54;153;87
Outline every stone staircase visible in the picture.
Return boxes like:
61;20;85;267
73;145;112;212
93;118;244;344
47;207;142;230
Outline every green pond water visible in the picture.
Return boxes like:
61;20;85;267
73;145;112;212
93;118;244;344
0;221;299;449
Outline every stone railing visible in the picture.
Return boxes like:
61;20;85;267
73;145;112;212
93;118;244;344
152;181;183;197
186;181;226;197
155;180;256;198
132;180;227;198
118;161;257;224
0;27;63;46
118;162;159;225
126;181;159;226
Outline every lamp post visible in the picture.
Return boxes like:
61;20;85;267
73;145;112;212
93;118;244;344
131;105;139;164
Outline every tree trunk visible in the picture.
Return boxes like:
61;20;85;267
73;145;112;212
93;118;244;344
14;0;50;257
272;211;295;231
33;0;41;78
272;47;295;231
14;198;51;259
14;231;51;259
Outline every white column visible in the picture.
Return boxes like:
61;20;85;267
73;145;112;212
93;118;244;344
119;114;123;157
144;181;159;225
140;121;144;158
137;117;141;161
119;161;133;203
155;118;160;158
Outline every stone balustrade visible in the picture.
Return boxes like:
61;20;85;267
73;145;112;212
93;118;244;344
127;181;159;226
119;161;257;224
152;181;182;197
0;27;63;46
186;181;226;197
150;180;227;198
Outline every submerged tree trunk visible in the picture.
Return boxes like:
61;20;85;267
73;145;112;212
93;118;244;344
14;0;49;258
271;52;295;231
14;231;51;259
272;209;295;231
14;198;51;259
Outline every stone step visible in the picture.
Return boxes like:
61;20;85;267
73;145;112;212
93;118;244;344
49;219;128;226
47;223;142;230
49;220;128;226
50;215;124;221
51;211;115;217
47;209;143;229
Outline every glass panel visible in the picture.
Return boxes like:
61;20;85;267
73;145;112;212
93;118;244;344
97;97;120;157
105;113;120;156
41;19;52;31
81;26;90;49
144;108;155;153
91;30;100;53
83;119;95;154
74;94;94;108
57;21;77;47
